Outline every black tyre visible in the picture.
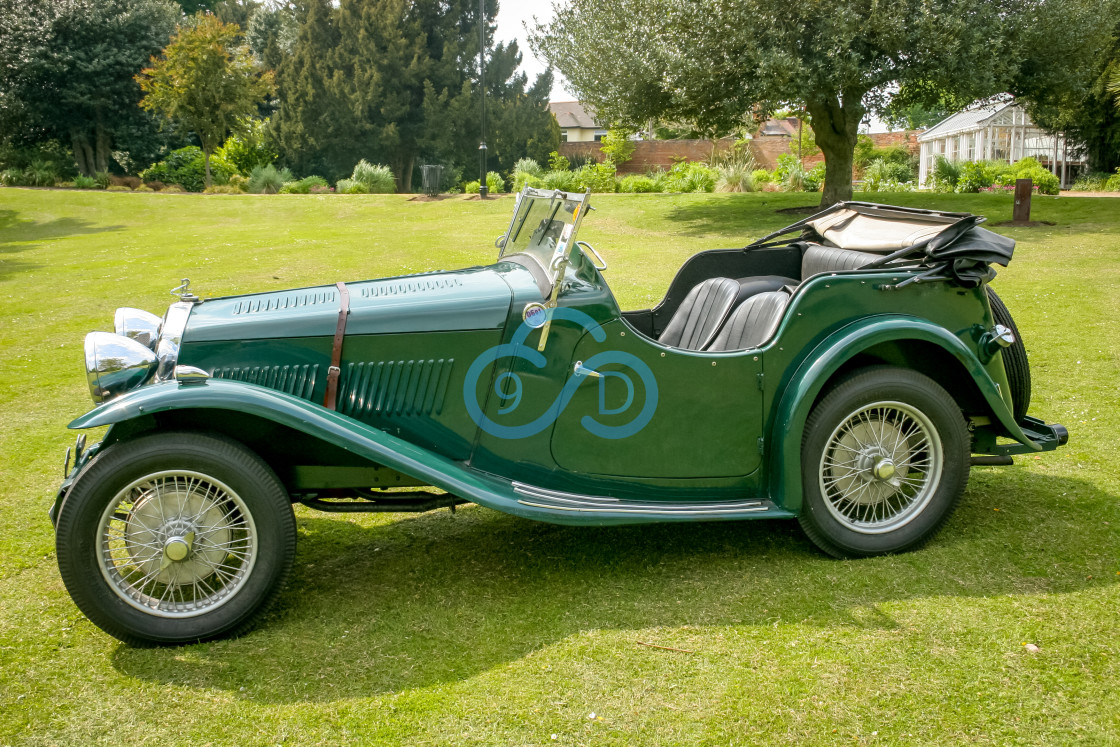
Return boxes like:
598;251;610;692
798;367;969;558
55;431;296;646
986;287;1031;422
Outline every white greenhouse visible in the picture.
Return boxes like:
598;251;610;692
917;99;1085;189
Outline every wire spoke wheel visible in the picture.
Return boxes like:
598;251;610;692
56;432;295;645
98;471;258;618
819;402;943;534
799;367;968;558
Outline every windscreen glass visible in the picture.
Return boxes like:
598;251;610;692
499;189;589;283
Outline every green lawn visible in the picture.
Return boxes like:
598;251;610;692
1;188;1118;745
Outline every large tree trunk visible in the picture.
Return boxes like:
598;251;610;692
94;117;111;174
70;128;95;177
393;154;414;193
203;149;212;189
807;92;865;207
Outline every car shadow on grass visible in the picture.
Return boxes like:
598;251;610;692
109;470;1118;703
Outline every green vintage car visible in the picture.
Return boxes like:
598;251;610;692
53;189;1067;645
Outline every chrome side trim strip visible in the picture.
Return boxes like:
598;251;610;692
512;482;619;503
516;500;771;515
512;481;768;515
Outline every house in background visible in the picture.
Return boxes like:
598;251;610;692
549;101;607;142
917;99;1085;189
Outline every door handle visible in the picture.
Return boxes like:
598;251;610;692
574;361;601;378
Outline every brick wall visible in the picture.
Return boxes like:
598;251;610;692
559;138;738;174
557;130;923;173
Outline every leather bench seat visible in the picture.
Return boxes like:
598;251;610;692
658;276;740;350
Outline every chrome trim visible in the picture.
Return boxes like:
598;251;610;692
513;481;618;503
155;301;194;381
575;240;607;271
113;307;163;349
515;499;770;515
170;277;198;302
173;365;210;383
992;324;1015;348
84;332;158;404
512;481;768;514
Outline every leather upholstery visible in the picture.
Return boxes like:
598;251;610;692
801;244;880;279
708;291;790;352
734;275;798;304
659;276;740;350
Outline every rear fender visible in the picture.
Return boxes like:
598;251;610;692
769;316;1040;513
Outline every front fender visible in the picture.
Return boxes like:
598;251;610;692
768;316;1040;513
68;379;521;513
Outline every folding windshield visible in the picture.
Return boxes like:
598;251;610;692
498;187;591;284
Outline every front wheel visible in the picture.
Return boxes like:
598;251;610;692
55;431;296;645
798;367;969;558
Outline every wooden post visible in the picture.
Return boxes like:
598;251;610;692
1013;178;1032;223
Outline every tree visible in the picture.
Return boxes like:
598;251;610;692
881;83;972;131
1014;11;1120;174
270;0;351;179
272;0;557;190
0;0;179;176
600;124;637;165
531;0;1107;206
246;2;297;72
138;14;274;187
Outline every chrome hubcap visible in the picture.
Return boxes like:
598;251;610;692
163;535;192;562
97;471;257;618
818;401;943;534
873;459;896;481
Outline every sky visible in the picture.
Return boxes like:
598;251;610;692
494;0;575;101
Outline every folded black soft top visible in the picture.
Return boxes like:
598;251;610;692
748;201;1015;288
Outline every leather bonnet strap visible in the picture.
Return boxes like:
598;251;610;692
324;281;350;410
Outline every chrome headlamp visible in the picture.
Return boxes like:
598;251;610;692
114;307;163;349
84;332;158;404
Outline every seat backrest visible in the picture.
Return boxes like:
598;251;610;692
659;277;740;350
801;244;880;280
707;291;790;352
734;274;798;304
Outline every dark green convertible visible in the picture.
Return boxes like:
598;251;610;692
53;188;1068;644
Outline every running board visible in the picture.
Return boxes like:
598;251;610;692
513;482;778;517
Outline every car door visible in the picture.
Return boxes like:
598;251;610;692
549;320;764;478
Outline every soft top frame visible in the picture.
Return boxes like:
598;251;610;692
746;201;1016;289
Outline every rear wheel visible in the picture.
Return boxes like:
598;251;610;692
798;367;969;558
55;431;296;646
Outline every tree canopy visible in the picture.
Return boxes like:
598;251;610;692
1014;13;1120;173
532;0;1114;205
137;14;274;187
272;0;557;190
0;0;179;176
